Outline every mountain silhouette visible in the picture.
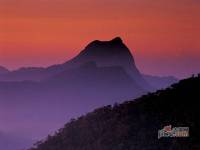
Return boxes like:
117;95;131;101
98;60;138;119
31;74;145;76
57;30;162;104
28;75;200;150
0;37;176;89
63;37;152;90
0;66;9;75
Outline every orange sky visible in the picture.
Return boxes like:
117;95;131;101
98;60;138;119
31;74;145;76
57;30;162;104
0;0;200;78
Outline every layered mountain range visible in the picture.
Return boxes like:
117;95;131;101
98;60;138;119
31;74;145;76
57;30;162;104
0;37;177;150
0;37;176;89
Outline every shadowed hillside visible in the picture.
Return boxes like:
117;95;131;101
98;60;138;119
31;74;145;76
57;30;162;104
29;75;200;150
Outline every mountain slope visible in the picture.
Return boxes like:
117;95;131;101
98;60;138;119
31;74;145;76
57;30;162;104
29;75;200;150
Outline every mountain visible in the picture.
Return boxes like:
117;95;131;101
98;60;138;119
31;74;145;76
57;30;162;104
0;37;177;150
28;75;200;150
0;37;167;90
0;37;177;89
0;66;9;75
62;37;152;90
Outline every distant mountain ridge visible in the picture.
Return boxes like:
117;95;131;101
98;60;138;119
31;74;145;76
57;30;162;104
0;37;177;89
0;37;145;83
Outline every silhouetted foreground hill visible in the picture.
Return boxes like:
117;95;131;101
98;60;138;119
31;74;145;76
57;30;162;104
29;75;200;150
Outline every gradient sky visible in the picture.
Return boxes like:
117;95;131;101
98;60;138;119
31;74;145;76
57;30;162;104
0;0;200;78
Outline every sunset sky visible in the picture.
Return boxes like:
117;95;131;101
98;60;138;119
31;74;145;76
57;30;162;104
0;0;200;78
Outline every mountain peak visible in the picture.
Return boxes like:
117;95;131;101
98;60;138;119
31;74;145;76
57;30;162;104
74;37;152;91
111;37;123;43
85;37;124;50
78;37;132;61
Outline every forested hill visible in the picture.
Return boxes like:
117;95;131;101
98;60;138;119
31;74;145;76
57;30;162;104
29;75;200;150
